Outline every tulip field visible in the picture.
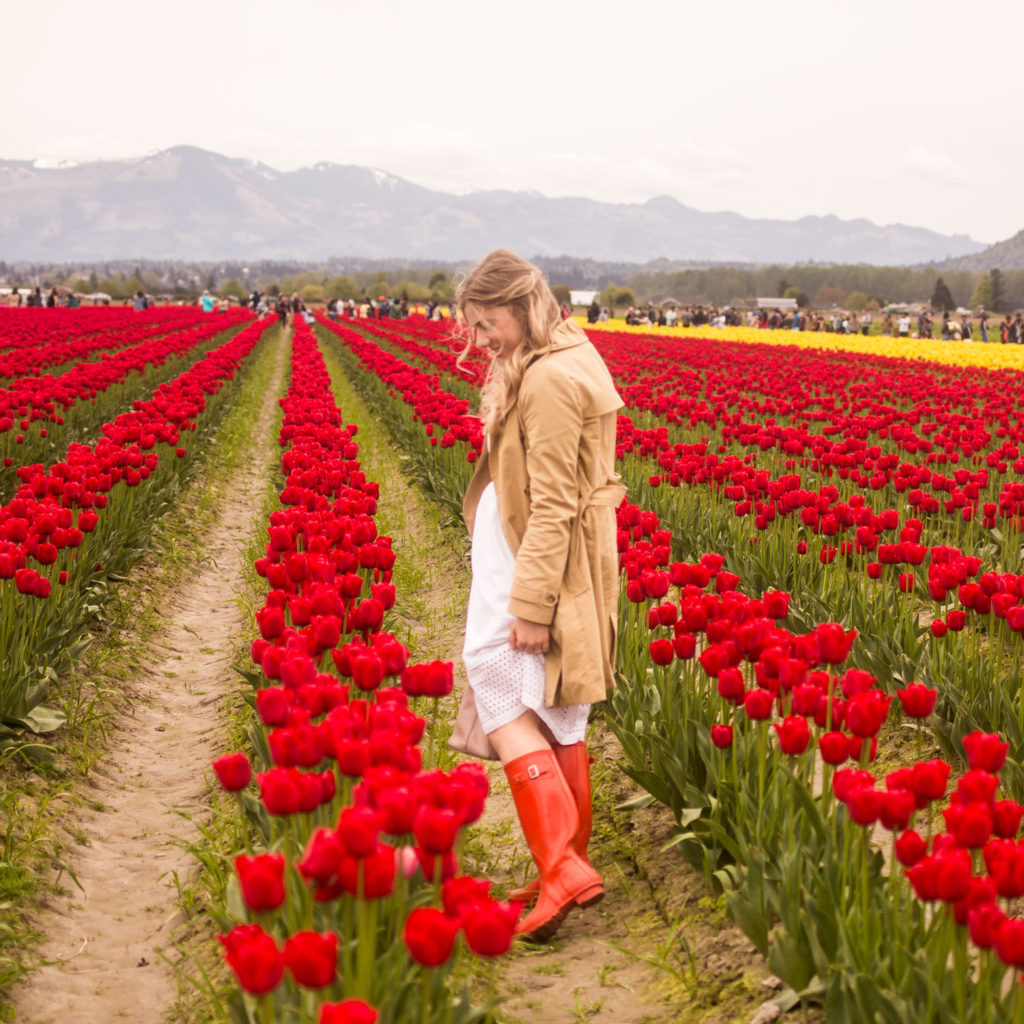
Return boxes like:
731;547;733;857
5;303;1024;1024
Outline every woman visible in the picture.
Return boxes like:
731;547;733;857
455;250;625;942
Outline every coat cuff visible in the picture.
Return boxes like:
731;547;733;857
508;589;558;626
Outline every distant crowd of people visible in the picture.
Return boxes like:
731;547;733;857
6;286;82;308
581;297;1022;343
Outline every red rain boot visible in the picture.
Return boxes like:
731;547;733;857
505;749;603;942
508;741;595;905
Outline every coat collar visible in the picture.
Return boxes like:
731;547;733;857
525;319;588;368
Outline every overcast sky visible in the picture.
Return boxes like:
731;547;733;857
5;0;1021;244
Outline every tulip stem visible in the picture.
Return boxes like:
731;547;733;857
257;994;275;1024
355;864;375;999
419;968;432;1024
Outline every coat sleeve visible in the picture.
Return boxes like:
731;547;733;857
507;365;584;624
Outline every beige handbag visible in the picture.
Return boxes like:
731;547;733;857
448;687;500;761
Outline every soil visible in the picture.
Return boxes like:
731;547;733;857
10;332;288;1024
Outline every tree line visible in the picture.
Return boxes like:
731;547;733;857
608;265;1024;311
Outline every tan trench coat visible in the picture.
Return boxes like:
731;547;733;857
462;319;625;711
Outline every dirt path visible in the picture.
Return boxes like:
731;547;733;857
11;331;288;1024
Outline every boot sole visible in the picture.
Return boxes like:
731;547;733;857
576;885;604;908
516;884;605;942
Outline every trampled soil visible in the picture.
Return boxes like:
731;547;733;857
11;332;288;1024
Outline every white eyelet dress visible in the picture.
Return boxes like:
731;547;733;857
462;482;589;742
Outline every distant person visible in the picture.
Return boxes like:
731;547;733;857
587;298;600;324
859;311;872;335
275;295;289;324
132;289;148;311
961;317;972;342
1000;316;1012;343
897;313;910;338
978;309;989;343
46;287;58;308
200;290;216;312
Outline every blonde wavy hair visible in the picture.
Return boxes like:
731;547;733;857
455;249;576;435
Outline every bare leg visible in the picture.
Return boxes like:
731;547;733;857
487;708;557;764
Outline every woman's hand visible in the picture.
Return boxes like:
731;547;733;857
509;617;550;655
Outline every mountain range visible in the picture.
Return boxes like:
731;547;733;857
0;145;997;266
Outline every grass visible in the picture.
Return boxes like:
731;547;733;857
0;326;286;1021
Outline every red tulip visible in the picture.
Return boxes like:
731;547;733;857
992;799;1024;839
212;752;252;791
773;715;810;756
896;683;937;719
319;1000;379;1024
404;907;461;966
715;666;745;703
298;828;346;884
818;731;849;765
648;638;675;665
894;829;927;867
338;842;396;898
462;898;520;956
220;924;284;995
234;853;286;912
441;876;492;919
743;688;774;720
968;903;1006;950
284;931;338;988
413;804;460;854
814;623;857;664
257;767;304;815
995;921;1024;966
845;785;880;826
963;731;1009;773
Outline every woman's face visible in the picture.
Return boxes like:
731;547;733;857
464;303;524;359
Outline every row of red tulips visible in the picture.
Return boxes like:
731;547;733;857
0;306;211;377
209;318;512;1024
0;314;274;732
0;307;250;447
